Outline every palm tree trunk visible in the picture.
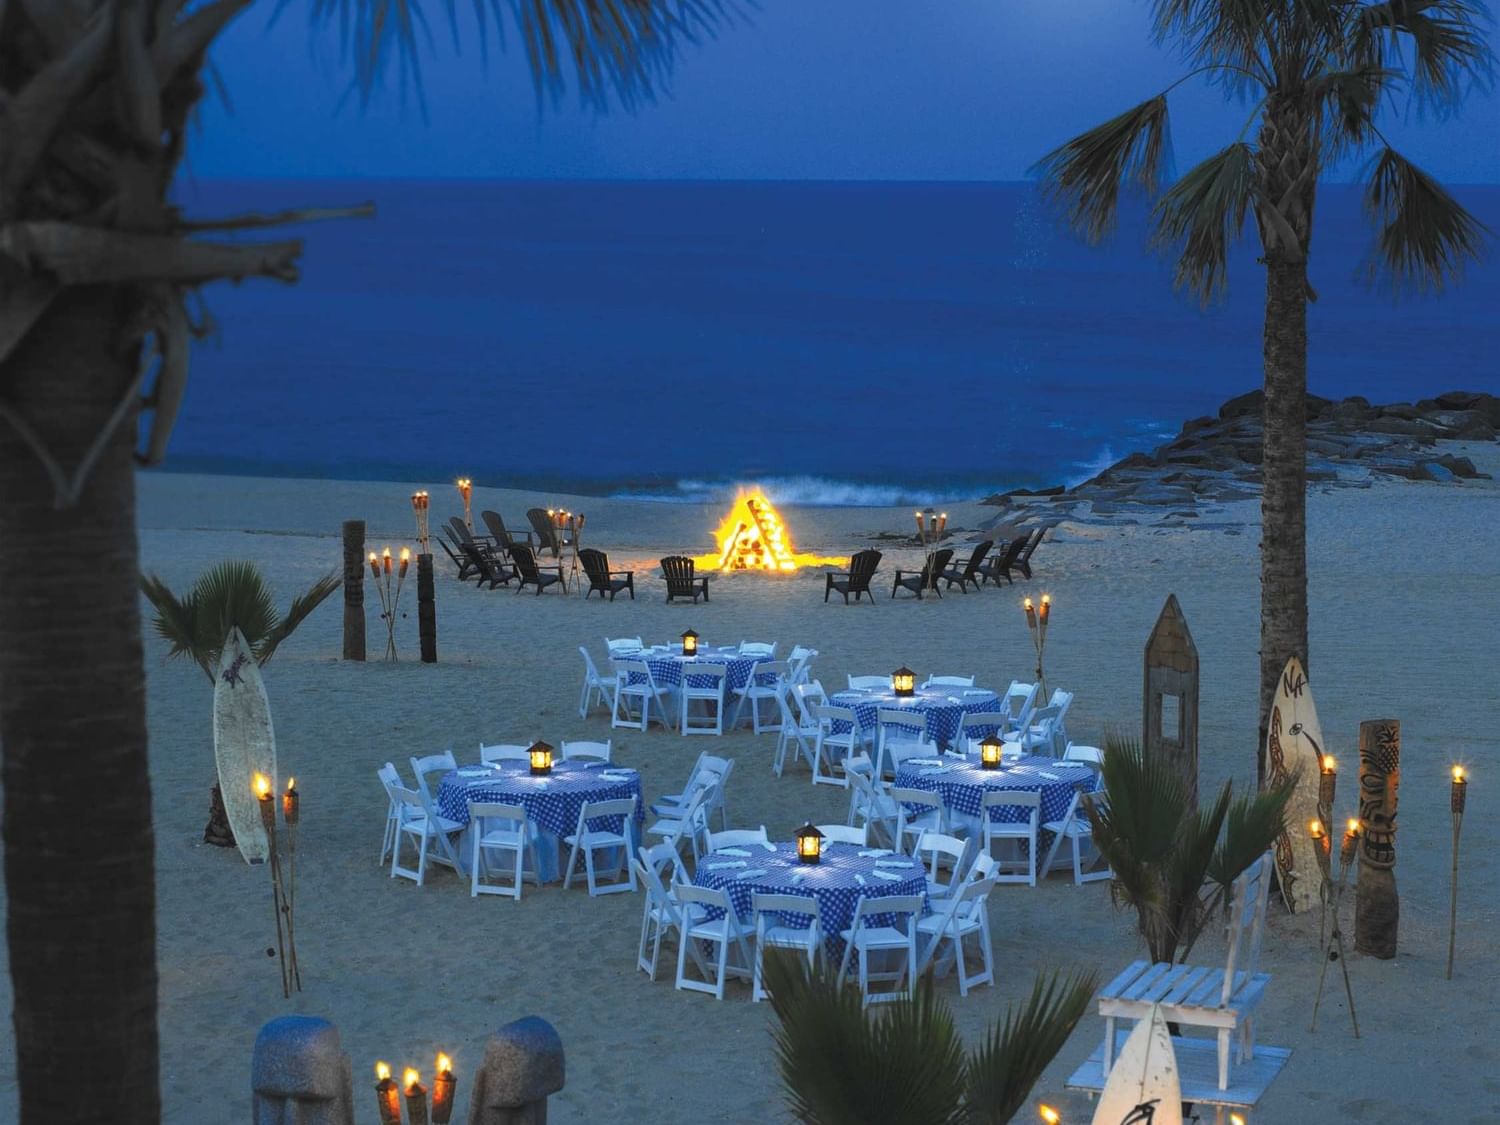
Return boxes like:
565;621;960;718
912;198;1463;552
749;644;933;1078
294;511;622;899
1257;258;1310;787
0;287;160;1121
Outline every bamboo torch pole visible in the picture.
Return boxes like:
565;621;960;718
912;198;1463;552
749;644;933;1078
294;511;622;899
1448;766;1467;980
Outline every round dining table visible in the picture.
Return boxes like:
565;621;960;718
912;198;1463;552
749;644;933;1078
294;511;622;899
831;685;1001;748
435;760;644;883
611;643;776;693
693;841;929;958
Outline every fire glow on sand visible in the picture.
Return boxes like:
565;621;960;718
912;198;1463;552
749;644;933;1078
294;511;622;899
693;488;846;572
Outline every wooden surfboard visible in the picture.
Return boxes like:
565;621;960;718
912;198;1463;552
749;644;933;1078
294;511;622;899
1092;1004;1182;1125
213;627;276;866
1265;655;1324;914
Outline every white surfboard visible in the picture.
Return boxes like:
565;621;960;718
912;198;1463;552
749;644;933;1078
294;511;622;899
1093;1004;1182;1125
213;627;276;865
1265;655;1324;914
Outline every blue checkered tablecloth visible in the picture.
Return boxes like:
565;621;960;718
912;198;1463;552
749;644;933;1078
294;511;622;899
692;841;929;958
830;687;1000;748
646;646;771;692
894;754;1096;855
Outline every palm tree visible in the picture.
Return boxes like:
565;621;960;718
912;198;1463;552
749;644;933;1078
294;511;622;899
140;561;339;842
764;954;1097;1124
1034;1;1491;788
1087;736;1294;966
0;3;733;1119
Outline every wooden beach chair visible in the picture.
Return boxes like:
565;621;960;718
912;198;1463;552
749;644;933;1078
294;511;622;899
526;508;565;557
891;548;953;599
661;556;711;603
975;534;1028;586
480;509;535;554
1015;525;1048;579
824;548;882;603
580;548;635;600
941;539;993;593
439;526;479;581
509;544;566;594
461;540;516;589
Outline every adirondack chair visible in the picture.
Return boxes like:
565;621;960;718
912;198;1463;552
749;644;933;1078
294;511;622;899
509;544;566;594
891;548;954;599
448;516;495;554
526;508;565;558
975;535;1028;586
1096;853;1274;1091
580;548;635;600
825;549;882;603
661;556;711;603
438;526;479;581
1015;525;1048;579
941;539;993;593
461;541;516;590
480;509;535;554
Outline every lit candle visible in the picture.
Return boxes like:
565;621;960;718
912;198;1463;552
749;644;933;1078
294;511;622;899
432;1053;457;1124
368;551;380;580
374;1062;401;1125
281;777;299;825
404;1068;429;1125
1451;765;1467;815
382;547;392;576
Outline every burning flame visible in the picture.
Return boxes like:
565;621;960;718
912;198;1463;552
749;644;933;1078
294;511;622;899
375;1062;391;1081
436;1053;452;1075
694;489;846;572
253;772;271;799
403;1068;421;1093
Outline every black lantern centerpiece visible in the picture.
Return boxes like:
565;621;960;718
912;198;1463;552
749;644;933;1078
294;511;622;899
528;740;554;775
980;733;1004;770
681;629;699;657
795;822;825;864
891;666;915;698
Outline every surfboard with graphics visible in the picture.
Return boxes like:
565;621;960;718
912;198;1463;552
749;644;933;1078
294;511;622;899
213;627;276;865
1265;655;1324;914
1092;1004;1183;1125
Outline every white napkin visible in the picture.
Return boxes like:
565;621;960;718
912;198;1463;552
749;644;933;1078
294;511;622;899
874;858;909;868
858;848;892;858
734;868;768;880
706;860;746;871
854;874;868;886
908;758;943;767
716;847;752;857
871;869;902;881
789;870;809;882
1040;771;1061;780
919;768;948;776
963;689;991;696
600;771;635;780
759;841;777;852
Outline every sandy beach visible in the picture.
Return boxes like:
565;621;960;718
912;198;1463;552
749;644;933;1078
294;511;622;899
3;445;1496;1122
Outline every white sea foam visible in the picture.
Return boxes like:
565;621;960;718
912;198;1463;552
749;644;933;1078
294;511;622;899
1063;446;1119;489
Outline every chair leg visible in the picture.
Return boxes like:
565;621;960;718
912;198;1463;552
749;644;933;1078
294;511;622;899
1217;1028;1231;1090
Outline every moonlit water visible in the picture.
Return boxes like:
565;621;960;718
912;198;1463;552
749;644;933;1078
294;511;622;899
165;179;1500;504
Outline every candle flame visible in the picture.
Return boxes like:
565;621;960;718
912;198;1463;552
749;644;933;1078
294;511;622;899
368;551;377;563
1308;819;1323;837
1041;594;1051;606
285;777;295;792
375;1062;391;1081
1230;1116;1247;1125
382;547;392;559
403;1068;420;1092
436;1053;452;1074
253;772;271;798
1346;818;1361;836
1023;597;1034;610
1039;1107;1061;1124
1322;755;1336;772
400;547;411;562
1453;765;1467;782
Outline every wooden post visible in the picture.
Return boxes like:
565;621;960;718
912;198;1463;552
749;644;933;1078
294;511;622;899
1142;594;1199;808
341;520;366;662
1354;719;1400;959
417;554;437;664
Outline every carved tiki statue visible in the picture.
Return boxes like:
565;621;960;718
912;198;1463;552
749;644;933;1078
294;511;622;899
1354;719;1400;958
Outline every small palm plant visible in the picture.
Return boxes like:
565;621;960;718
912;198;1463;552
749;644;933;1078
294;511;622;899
764;952;1097;1124
140;562;340;845
1087;735;1294;966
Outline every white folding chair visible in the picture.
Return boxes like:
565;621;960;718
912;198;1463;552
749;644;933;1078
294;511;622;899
479;743;531;765
1016;701;1070;757
920;674;975;689
815;823;868;847
846;758;900;849
752;893;822;1002
875;709;929;780
409;751;457;805
1040;790;1112;884
377;762;402;864
837;894;924;1007
674;883;755;1000
1063;743;1105;770
957;711;1008;755
652;751;711;813
913;831;971;900
890;786;946;853
634;845;706;981
701;757;735;831
812;704;862;787
730;659;788;734
561;739;612;763
847;674;889;690
645;785;713;865
578;645;617;718
562;797;638;896
706;826;770;851
605;636;644;655
981;789;1041;886
738;641;777;658
612;658;677;732
774;681;817;777
389;785;464;885
467;802;540;899
916;874;996;996
787;645;818;685
679;663;728;736
653;755;732;825
998;680;1040;735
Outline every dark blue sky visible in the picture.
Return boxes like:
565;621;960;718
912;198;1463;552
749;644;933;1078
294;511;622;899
194;1;1500;182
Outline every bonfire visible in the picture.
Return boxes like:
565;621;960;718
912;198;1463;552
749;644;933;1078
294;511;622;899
693;489;847;572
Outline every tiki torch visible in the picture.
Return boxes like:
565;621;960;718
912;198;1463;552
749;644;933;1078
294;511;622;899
374;1063;401;1125
1448;765;1467;980
432;1053;458;1124
1023;594;1052;703
281;777;301;992
404;1068;430;1125
456;478;473;530
411;490;430;554
254;773;289;998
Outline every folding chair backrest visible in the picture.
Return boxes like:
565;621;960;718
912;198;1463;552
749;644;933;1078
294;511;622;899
747;659;789;688
788;646;818;682
917;832;970;880
891;786;942;813
579;646;606;682
959;711;1008;750
847;675;888;690
1063;743;1105;767
479;743;531;764
707;827;769;850
576;796;637;836
378;762;401;792
793;681;829;726
613;658;653;687
410;751;457;802
816;704;860;734
753;892;822;927
1049;688;1074;713
981;788;1041;817
1223;853;1273;1002
561;740;612;762
1002;680;1039;725
675;882;738;921
851;894;923;928
632;858;677;918
923;674;976;688
639;841;690;887
468;802;527;832
739;641;776;657
607;636;645;654
878;709;926;738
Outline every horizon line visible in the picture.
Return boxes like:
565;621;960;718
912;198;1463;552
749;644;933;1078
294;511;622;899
178;173;1500;188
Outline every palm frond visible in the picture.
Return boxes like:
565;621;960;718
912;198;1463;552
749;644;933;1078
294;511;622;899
1150;0;1271;82
763;951;966;1125
1209;775;1294;889
139;573;215;682
254;572;340;667
1162;781;1232;961
1310;63;1392;153
1362;146;1490;291
193;561;278;660
1033;94;1173;243
1355;0;1493;107
290;0;742;110
1150;141;1254;304
963;968;1098;1124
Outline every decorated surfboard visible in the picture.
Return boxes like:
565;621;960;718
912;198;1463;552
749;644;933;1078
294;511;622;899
1265;654;1325;914
1092;1004;1182;1125
213;627;276;865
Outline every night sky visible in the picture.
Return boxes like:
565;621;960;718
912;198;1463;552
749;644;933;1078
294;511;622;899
192;0;1500;183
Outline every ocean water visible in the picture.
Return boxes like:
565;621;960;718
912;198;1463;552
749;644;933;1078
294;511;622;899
164;179;1500;505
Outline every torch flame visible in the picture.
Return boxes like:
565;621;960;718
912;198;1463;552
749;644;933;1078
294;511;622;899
1322;755;1336;772
375;1062;391;1081
693;488;846;572
436;1053;452;1074
1453;765;1467;782
403;1068;420;1092
253;772;271;799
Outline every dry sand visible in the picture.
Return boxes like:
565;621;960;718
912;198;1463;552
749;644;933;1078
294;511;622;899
3;447;1499;1122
